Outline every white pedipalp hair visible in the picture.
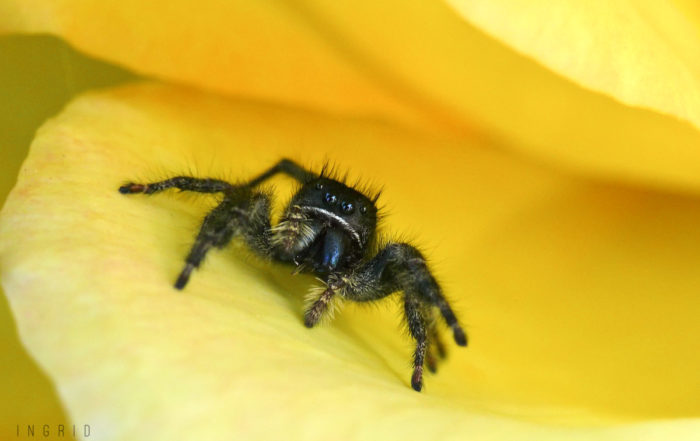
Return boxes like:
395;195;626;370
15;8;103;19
269;207;318;253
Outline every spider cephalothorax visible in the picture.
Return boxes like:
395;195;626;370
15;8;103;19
119;159;467;391
273;176;378;275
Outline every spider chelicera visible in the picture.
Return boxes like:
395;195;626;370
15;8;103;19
119;159;467;391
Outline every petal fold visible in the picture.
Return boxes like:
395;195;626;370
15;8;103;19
1;1;700;195
446;0;700;129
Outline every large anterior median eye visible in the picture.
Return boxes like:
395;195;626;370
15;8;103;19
341;201;355;214
324;192;337;206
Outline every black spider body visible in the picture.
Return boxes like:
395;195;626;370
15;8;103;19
273;176;378;274
119;159;467;391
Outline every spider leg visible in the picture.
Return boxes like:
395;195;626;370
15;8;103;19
319;242;467;391
404;296;429;390
301;273;434;386
352;243;467;346
117;159;316;289
119;177;234;195
175;188;273;289
119;158;314;196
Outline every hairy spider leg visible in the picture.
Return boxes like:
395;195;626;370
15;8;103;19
246;158;316;186
345;243;467;346
119;158;314;196
310;242;467;391
404;295;431;391
119;177;234;194
119;159;316;287
175;188;273;289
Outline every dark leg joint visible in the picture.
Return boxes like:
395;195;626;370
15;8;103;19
411;365;424;392
453;325;468;347
411;339;427;392
119;183;147;194
174;263;195;290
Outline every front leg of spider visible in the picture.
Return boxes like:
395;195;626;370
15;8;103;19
118;159;315;288
313;243;467;391
119;158;468;391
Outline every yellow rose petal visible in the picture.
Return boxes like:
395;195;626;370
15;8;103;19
285;2;700;193
0;0;436;132
2;83;700;439
0;34;139;437
446;0;700;129
2;1;700;196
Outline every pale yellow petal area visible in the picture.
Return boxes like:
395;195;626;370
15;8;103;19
446;0;700;129
2;2;700;200
2;83;700;440
0;149;73;437
0;35;133;438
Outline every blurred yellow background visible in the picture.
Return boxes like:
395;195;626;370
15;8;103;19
0;35;136;437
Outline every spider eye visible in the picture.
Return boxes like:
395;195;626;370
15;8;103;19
324;192;337;205
360;205;368;214
316;182;324;190
341;201;355;214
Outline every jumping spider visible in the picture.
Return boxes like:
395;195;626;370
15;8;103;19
119;159;467;391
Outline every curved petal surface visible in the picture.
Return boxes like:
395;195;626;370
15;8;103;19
1;2;700;193
1;83;700;440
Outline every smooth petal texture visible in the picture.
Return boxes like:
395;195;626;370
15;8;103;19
2;83;700;440
0;35;139;435
0;146;70;434
2;1;700;193
446;0;700;129
0;0;432;130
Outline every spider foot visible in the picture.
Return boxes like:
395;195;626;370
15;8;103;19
119;183;148;194
411;366;424;392
174;263;194;290
453;325;468;347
